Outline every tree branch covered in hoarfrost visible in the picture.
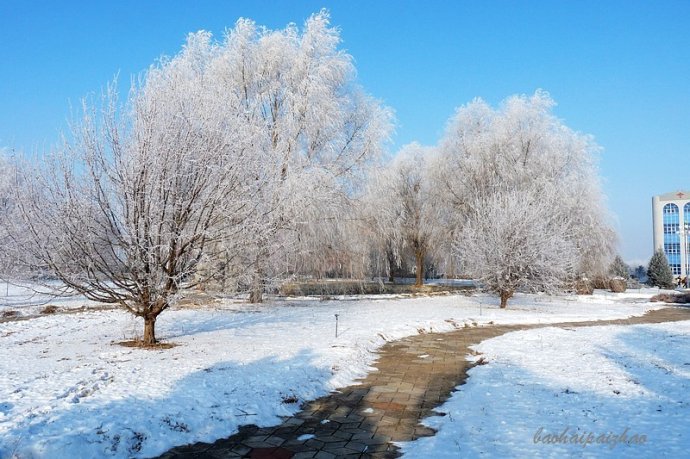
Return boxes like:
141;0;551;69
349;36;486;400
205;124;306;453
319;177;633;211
0;151;17;278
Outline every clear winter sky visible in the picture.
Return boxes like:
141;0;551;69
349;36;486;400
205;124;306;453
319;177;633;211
1;1;688;265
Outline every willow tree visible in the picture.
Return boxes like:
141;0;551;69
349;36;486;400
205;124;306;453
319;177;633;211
438;91;615;307
363;143;440;286
206;11;392;301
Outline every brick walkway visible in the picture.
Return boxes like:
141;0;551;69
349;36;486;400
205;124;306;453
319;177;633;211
156;306;690;459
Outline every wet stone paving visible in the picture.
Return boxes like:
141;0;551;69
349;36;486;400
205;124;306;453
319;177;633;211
157;306;690;459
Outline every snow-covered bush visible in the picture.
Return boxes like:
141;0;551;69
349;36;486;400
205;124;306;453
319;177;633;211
609;278;627;293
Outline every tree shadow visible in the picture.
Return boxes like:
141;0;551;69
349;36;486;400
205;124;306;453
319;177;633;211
169;382;403;458
157;309;307;340
1;349;331;459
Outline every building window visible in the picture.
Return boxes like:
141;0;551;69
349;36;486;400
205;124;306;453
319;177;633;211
665;242;681;275
663;203;679;217
664;203;679;213
663;203;681;275
683;203;690;275
664;223;680;234
665;242;681;254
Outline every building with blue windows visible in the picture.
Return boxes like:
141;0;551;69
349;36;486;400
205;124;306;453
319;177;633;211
652;191;690;277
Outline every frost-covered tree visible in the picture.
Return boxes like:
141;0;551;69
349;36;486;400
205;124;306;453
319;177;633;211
364;143;439;286
10;38;255;345
647;249;674;289
609;255;630;279
438;91;615;307
205;11;392;301
455;189;575;307
0;150;24;279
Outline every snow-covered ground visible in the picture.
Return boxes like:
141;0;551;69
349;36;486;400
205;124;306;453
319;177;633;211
0;288;672;458
0;281;101;317
401;319;690;458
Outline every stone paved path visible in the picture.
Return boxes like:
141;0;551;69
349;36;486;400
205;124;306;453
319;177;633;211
156;306;690;459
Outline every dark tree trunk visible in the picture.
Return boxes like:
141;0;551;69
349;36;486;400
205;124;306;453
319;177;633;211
249;266;263;304
249;286;263;303
386;247;396;283
219;261;227;291
143;315;157;345
415;248;425;287
500;289;513;309
249;248;265;304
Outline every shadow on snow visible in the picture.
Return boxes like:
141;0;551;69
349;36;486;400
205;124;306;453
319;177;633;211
1;349;330;459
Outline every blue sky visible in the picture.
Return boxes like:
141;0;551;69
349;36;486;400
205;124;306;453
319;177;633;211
1;1;689;264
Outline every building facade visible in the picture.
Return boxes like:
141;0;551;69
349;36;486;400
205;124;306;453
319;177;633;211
652;191;690;277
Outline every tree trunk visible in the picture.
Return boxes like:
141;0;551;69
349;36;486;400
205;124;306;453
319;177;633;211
249;266;263;303
220;262;227;291
499;289;513;309
248;248;265;303
415;249;425;287
249;286;263;303
143;315;157;345
387;248;396;283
